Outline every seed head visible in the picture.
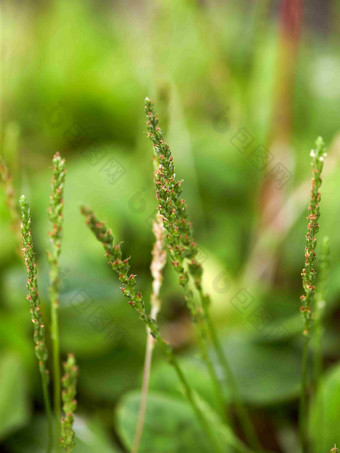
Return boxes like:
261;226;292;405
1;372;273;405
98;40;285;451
60;353;78;451
300;137;327;335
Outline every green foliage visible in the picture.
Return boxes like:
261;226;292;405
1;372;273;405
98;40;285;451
1;1;340;451
7;416;119;453
0;352;29;439
117;391;212;453
118;390;255;453
80;206;227;452
150;335;302;407
309;364;340;451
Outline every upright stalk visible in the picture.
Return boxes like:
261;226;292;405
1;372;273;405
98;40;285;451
132;332;154;453
47;152;66;444
298;138;327;453
19;195;53;452
132;214;166;453
170;354;223;453
144;98;261;449
203;300;262;452
41;371;54;453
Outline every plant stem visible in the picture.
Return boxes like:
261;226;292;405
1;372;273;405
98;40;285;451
144;97;259;446
51;283;61;445
174;272;227;421
298;138;327;453
47;152;66;446
41;370;54;453
299;336;310;453
131;329;154;453
132;214;166;453
170;352;223;453
196;318;227;420
133;301;226;453
203;304;263;452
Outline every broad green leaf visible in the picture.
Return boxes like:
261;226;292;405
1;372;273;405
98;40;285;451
309;364;340;452
193;393;253;453
0;351;29;439
150;335;301;406
221;335;301;405
116;391;213;453
115;390;252;453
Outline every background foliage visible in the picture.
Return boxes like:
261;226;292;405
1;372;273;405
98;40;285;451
1;0;340;451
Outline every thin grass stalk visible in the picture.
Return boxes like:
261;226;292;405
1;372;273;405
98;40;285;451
80;206;224;453
144;98;227;420
131;213;166;453
202;297;262;452
47;152;66;442
19;195;53;452
144;97;261;449
60;353;78;452
299;137;327;453
313;236;330;389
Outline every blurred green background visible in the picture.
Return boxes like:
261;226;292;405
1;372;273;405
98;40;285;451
1;0;340;451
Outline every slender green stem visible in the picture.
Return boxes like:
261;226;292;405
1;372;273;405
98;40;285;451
47;152;66;446
170;352;254;453
41;369;54;453
131;329;154;453
299;336;310;453
196;319;227;420
298;139;327;453
51;284;61;446
132;215;166;453
178;276;228;421
203;304;263;452
170;353;223;453
144;97;258;447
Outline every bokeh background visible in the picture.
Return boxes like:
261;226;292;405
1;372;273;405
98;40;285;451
1;0;340;451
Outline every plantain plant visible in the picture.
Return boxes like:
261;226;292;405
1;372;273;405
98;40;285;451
47;152;66;443
8;100;333;453
144;97;262;450
299;138;327;453
19;154;77;453
20;194;54;452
